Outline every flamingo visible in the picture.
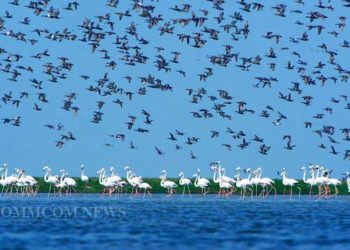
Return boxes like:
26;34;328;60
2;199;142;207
301;166;316;197
15;168;28;196
210;165;222;195
218;177;234;197
315;166;330;197
345;172;350;193
217;166;236;196
193;169;210;197
43;166;58;197
64;171;77;195
109;167;125;195
314;165;327;196
235;167;252;199
97;168;115;197
138;177;152;198
178;172;192;197
80;164;89;193
160;170;177;196
279;168;300;199
255;168;276;198
22;171;38;196
15;169;37;196
1;164;18;196
55;169;67;196
124;166;141;196
251;168;261;197
0;164;9;196
322;169;341;197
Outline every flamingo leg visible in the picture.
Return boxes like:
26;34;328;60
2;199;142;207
309;185;313;198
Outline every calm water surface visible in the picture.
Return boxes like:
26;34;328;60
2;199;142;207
0;194;349;249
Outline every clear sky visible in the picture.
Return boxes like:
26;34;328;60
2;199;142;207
0;0;349;179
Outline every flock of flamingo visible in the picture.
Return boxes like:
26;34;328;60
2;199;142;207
0;162;349;198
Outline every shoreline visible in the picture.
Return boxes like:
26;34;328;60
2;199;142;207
18;177;350;195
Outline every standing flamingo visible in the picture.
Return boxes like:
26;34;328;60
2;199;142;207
80;164;89;193
255;168;276;198
279;168;300;199
55;169;66;196
235;167;252;199
43;166;58;197
64;171;77;196
323;169;341;197
160;170;177;196
97;168;115;197
345;172;350;193
251;168;261;197
138;177;152;198
301;166;316;197
193;169;210;197
178;172;192;197
0;164;9;196
124;166;141;196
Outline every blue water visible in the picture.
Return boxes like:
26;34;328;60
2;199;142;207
0;195;349;249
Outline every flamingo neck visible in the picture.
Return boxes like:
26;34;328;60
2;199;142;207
98;170;104;184
160;175;166;186
194;175;199;187
60;172;65;183
111;168;115;177
213;169;219;183
302;169;307;182
126;171;133;181
44;171;50;182
179;174;184;184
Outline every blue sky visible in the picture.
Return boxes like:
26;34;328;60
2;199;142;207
0;0;349;179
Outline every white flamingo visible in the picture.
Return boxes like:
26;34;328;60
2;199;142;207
210;165;222;195
178;172;192;196
97;168;115;197
323;169;341;197
0;164;9;196
218;177;234;197
55;169;67;196
279;168;300;199
15;169;28;196
43;166;58;197
193;169;210;197
2;164;18;196
160;170;177;196
255;168;276;198
64;171;77;195
216;166;236;196
346;172;350;193
15;169;37;196
80;164;89;192
251;168;261;197
315;166;330;197
301;166;317;197
124;166;141;196
235;167;252;199
138;177;152;198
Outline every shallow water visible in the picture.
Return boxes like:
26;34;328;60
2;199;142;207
0;194;349;249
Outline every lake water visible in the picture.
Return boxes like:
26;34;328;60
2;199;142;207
0;194;349;249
